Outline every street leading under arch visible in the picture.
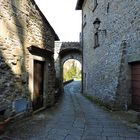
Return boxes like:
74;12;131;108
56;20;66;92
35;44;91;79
0;81;140;140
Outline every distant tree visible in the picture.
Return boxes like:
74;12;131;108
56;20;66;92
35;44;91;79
63;62;81;81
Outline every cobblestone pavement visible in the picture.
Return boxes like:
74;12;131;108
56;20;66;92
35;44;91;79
0;81;140;140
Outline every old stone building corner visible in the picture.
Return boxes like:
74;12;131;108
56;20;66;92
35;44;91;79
0;0;59;118
76;0;140;111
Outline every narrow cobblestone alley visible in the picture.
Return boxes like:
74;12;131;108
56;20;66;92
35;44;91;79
0;81;140;140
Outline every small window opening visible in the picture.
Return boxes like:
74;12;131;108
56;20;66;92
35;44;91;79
94;32;99;48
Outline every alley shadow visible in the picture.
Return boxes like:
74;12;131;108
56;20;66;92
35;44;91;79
0;1;30;119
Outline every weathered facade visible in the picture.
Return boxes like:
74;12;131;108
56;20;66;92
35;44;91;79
0;0;59;113
76;0;140;110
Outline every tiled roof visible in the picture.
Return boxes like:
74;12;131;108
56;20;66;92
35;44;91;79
76;0;84;10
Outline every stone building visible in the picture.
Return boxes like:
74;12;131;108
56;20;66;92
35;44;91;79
76;0;140;110
0;0;59;113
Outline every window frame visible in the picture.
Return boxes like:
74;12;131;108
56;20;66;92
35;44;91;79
92;0;98;12
94;31;99;49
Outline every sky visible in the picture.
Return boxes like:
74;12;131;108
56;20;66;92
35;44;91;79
35;0;82;42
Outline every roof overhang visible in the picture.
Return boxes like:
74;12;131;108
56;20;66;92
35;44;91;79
59;48;82;57
76;0;84;10
28;46;53;58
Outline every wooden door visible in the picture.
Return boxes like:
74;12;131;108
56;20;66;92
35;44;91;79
33;60;44;111
131;62;140;111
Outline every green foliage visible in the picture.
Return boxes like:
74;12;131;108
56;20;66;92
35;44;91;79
63;63;81;81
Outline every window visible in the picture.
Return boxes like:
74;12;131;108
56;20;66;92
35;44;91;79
107;2;110;13
94;0;98;6
90;0;98;12
93;0;98;12
94;32;99;48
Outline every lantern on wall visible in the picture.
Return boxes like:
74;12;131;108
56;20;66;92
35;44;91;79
93;18;101;31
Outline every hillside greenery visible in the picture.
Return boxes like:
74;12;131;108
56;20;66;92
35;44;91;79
63;63;81;81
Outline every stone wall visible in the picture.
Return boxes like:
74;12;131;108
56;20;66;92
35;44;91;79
54;42;62;80
81;0;140;109
0;0;58;110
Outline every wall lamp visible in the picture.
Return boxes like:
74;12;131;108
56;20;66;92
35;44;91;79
93;18;107;35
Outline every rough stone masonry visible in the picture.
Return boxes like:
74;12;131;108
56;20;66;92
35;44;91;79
0;0;58;113
77;0;140;110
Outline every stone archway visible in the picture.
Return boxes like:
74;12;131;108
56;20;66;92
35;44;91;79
54;42;82;93
61;52;82;80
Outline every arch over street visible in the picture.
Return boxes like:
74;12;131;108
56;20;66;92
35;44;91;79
54;42;82;93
